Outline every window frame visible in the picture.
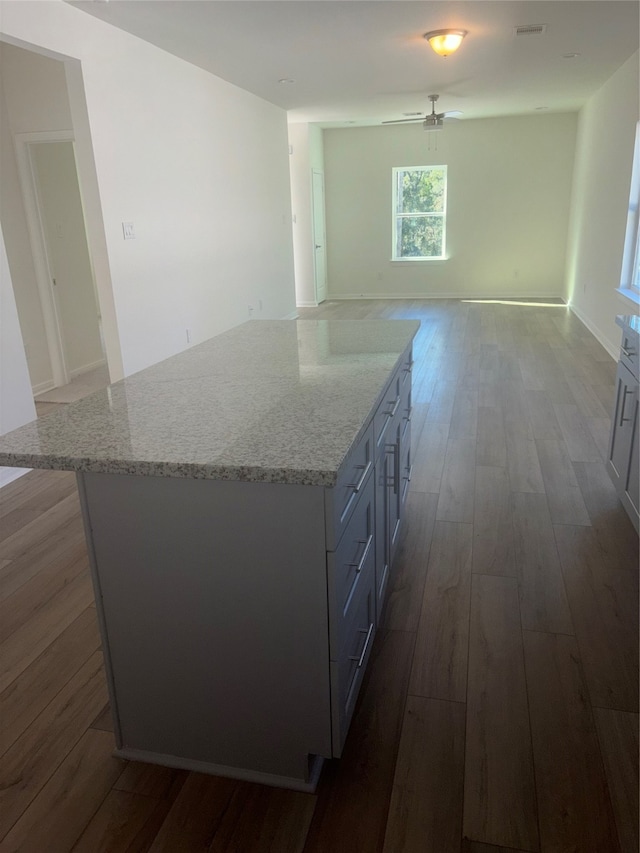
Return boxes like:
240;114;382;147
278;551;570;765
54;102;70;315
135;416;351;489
391;165;448;262
617;121;640;306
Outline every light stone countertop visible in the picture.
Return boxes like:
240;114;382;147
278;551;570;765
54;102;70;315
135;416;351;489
0;319;419;486
615;314;640;336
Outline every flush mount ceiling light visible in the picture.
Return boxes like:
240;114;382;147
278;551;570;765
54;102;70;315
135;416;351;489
423;29;468;57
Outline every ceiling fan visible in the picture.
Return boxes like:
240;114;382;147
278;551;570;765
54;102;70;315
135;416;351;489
383;94;462;131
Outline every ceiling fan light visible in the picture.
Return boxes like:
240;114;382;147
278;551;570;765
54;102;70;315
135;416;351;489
424;29;467;57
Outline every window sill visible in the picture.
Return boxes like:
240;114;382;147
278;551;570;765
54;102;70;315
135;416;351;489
390;257;447;263
616;287;640;308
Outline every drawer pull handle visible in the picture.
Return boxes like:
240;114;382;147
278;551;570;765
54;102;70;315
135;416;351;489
385;443;400;493
404;464;413;482
383;397;400;418
347;534;373;573
621;346;636;359
349;622;374;669
403;405;413;422
346;460;372;493
620;387;633;426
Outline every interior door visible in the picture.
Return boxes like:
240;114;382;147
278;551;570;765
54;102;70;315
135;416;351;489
312;169;327;305
30;140;104;381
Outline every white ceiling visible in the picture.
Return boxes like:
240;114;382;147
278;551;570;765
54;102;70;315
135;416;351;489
69;0;639;126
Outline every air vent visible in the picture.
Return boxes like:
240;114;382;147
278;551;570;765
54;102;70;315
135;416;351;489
514;24;547;36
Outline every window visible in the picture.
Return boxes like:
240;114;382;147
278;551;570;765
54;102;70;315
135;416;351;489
618;122;640;304
392;165;447;260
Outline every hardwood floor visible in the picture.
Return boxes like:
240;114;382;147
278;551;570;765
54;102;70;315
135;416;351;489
0;299;637;852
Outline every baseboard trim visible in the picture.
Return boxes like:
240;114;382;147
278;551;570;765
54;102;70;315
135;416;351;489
568;303;618;360
113;747;324;793
282;310;299;320
69;358;107;380
32;379;55;396
327;292;565;302
296;301;319;308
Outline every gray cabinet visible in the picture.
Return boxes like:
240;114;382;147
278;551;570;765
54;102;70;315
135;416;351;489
78;342;415;792
374;349;412;616
329;344;413;753
607;321;639;533
327;461;376;755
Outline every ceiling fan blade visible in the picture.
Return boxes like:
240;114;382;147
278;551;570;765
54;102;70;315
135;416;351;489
382;117;425;125
443;110;463;118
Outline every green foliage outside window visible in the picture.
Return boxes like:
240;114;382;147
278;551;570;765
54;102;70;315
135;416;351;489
393;167;447;259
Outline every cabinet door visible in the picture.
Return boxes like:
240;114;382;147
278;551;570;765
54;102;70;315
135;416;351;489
609;364;636;482
388;417;402;566
374;347;414;619
608;360;639;532
375;452;390;613
330;564;376;756
400;416;411;510
327;471;375;654
627;399;639;518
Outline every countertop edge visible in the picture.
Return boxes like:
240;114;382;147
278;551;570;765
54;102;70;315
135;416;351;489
615;314;640;336
0;453;339;487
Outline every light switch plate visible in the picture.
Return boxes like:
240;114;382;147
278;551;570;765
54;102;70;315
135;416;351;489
122;221;136;240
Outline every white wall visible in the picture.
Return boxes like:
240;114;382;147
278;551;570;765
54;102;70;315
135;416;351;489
289;123;325;306
565;51;639;356
0;222;36;435
0;0;296;385
323;113;577;299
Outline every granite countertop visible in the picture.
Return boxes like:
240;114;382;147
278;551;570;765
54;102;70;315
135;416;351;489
0;319;419;486
615;314;640;336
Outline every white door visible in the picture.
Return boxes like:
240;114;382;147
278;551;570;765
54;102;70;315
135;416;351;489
30;140;104;382
312;169;327;305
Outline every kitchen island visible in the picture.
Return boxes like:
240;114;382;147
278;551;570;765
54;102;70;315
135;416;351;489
0;318;419;790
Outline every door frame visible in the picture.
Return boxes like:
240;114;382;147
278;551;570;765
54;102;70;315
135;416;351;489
14;129;77;389
311;168;327;305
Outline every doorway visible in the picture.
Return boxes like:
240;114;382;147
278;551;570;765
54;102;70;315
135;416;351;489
312;169;327;305
14;131;105;395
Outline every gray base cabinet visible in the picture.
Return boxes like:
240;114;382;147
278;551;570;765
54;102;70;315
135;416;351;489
374;350;412;615
78;344;414;790
608;321;639;533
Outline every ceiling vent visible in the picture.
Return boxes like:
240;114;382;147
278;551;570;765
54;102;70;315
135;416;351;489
514;24;547;36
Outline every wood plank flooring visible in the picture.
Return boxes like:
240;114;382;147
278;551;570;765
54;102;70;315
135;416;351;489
0;298;637;852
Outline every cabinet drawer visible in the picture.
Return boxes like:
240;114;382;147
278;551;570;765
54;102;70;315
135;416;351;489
329;568;376;756
400;370;412;436
327;470;375;653
373;371;401;456
327;423;374;549
373;346;413;456
399;346;414;387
